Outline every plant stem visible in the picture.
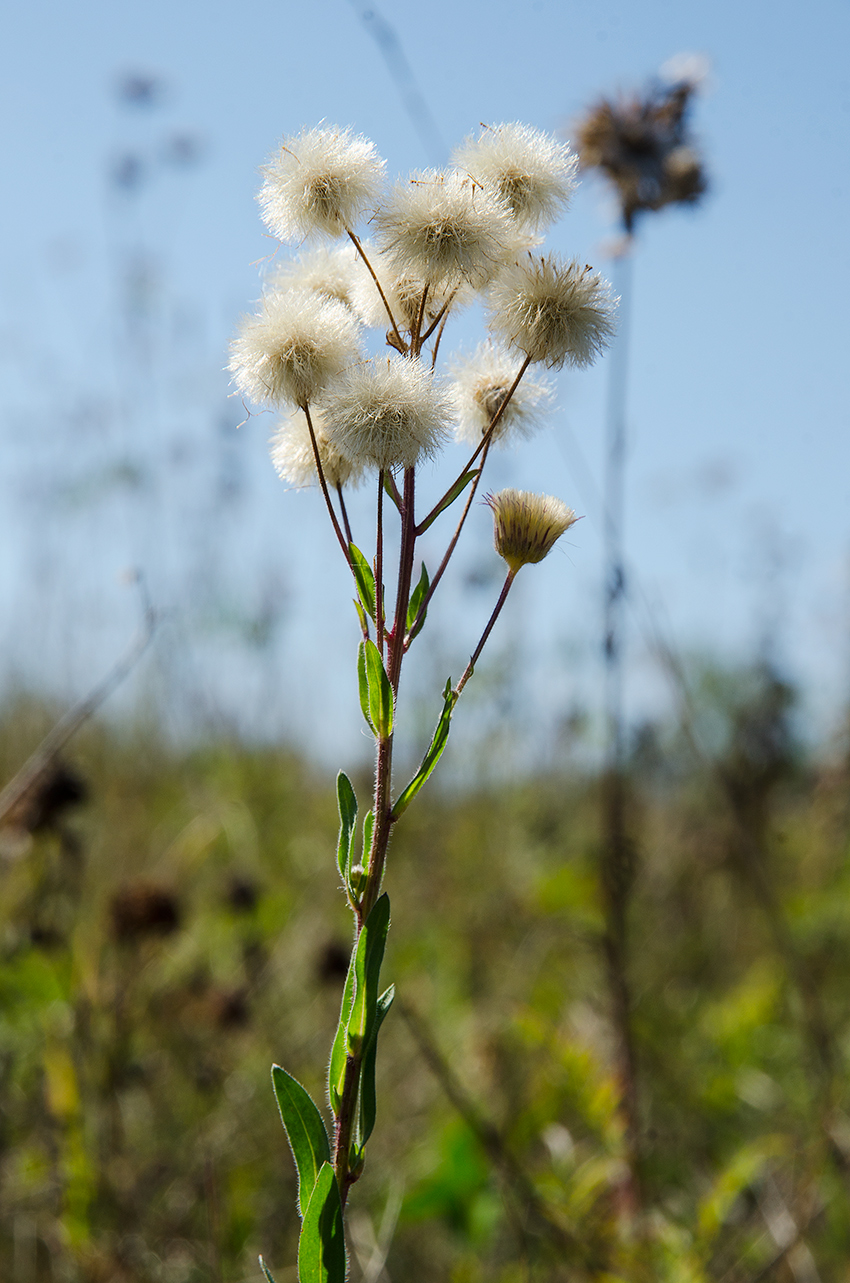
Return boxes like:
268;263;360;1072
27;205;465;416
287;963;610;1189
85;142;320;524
360;468;417;924
333;475;420;1198
406;442;491;648
598;247;642;1211
417;355;531;533
454;570;515;698
337;484;354;547
304;405;351;564
333;1054;361;1207
345;228;407;354
410;285;429;358
376;471;385;658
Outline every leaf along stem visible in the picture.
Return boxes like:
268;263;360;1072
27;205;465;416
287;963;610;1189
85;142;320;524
406;442;491;650
416;354;532;534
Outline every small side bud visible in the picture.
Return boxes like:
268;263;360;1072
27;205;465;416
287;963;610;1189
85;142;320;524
348;864;368;897
485;489;579;572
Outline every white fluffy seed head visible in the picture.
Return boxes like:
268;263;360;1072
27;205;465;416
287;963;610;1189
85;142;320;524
258;126;385;241
450;343;553;446
486;254;617;369
486;489;579;572
452;123;578;231
269;244;361;310
321;356;453;471
229;289;363;409
270;407;365;490
373;170;526;291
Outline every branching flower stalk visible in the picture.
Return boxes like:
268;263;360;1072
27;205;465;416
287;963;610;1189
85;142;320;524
230;121;615;1282
573;60;708;1211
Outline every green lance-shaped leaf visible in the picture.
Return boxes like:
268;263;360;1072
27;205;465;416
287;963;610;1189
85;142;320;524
360;639;394;739
297;1162;346;1283
271;1066;331;1217
335;772;358;881
348;893;391;1054
362;809;374;863
328;951;357;1114
391;680;458;819
356;984;395;1152
383;470;402;512
357;643;374;735
418;469;478;534
259;1257;278;1283
353;596;369;639
348;543;376;622
406;562;430;641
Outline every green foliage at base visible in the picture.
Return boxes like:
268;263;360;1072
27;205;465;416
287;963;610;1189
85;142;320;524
1;671;849;1281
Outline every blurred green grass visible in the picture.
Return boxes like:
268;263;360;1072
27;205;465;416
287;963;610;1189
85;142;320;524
0;668;849;1282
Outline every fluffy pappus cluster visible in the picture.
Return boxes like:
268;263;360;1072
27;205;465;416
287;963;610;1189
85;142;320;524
451;343;553;446
270;408;366;490
229;289;362;409
231;120;616;507
258;126;385;240
373;169;524;293
487;254;616;369
321;357;453;472
453;122;578;231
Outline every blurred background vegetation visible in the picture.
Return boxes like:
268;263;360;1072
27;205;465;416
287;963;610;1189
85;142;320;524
1;653;849;1282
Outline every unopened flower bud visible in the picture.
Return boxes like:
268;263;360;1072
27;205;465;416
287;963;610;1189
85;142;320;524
486;489;578;572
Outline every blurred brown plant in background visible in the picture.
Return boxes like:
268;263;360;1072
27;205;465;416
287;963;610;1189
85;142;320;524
575;65;708;234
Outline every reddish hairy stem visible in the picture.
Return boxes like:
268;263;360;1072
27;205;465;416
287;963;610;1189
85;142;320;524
336;484;354;547
332;1054;361;1207
345;228;407;354
454;570;516;698
360;468;416;924
303;405;351;563
376;471;385;658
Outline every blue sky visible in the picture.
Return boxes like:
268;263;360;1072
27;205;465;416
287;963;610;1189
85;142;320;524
1;0;848;760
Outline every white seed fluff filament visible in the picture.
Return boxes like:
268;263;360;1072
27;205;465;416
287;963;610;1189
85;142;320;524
322;357;453;472
258;125;385;241
229;289;363;409
373;170;520;291
451;343;553;446
487;254;616;369
452;123;578;231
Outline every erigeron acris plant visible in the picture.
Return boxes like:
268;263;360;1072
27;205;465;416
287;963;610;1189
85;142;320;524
229;121;616;1282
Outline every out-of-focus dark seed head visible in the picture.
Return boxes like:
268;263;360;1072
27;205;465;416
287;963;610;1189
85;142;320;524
110;880;181;942
7;762;88;836
225;875;260;914
210;987;250;1029
573;76;708;234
